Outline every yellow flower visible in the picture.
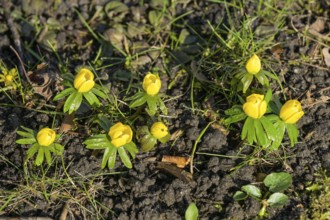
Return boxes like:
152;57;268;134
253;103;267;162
73;68;95;93
142;73;161;96
0;68;18;89
246;54;261;75
280;100;304;124
243;94;267;119
37;128;56;146
108;122;133;147
150;122;169;139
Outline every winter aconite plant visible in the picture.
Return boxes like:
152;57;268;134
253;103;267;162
234;54;277;93
225;91;304;150
129;73;167;116
84;120;138;169
269;99;304;149
225;91;277;148
0;62;19;91
16;127;64;166
137;121;171;152
53;68;107;114
234;172;292;218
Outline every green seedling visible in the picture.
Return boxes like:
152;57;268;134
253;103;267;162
185;202;199;220
84;117;138;169
53;68;107;114
234;172;292;218
16;126;64;166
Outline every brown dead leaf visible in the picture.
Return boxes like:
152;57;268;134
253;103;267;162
59;114;76;133
270;44;284;61
161;155;191;168
309;18;325;33
322;47;330;67
27;63;57;101
155;162;193;183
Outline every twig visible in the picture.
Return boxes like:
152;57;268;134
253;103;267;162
1;0;30;84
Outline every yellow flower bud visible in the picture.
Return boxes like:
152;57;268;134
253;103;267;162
73;68;95;93
37;128;56;146
246;54;261;75
142;73;161;96
280;100;304;124
108;122;133;147
150;122;169;139
243;94;267;119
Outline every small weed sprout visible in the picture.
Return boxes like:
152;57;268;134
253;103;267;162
185;202;199;220
137;121;171;152
234;172;292;218
129;72;167;116
16;126;64;166
53;68;107;114
84;119;138;169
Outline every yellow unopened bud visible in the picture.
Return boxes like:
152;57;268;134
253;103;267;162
150;122;169;139
243;94;267;119
73;68;95;93
5;74;13;83
108;122;133;147
142;73;161;96
37;128;56;146
280;100;304;124
246;54;261;75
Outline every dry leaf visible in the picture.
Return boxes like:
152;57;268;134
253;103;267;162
161;155;191;168
59;113;76;133
270;44;284;61
322;48;330;67
155;162;193;183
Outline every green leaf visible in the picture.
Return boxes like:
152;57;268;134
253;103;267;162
141;134;157;152
101;147;112;169
255;72;269;87
53;87;75;101
260;116;276;141
157;96;167;115
44;148;52;165
261;70;279;81
241;184;262;198
129;94;148;108
286;124;299;147
107;146;117;169
146;96;157;116
118;147;132;169
267;193;289;207
233;191;248;201
264;172;292;192
224;106;243;116
26;143;40;160
270;120;286;150
83;91;100;107
84;134;108;145
54;144;64;155
64;91;82;114
91;87;107;99
20;126;35;134
224;113;247;125
254;119;267;147
16;138;37;145
35;147;45;166
124;142;138;158
17;130;35;139
241;73;253;93
97;116;112;131
242;116;253;140
264;89;272;103
185;203;199;220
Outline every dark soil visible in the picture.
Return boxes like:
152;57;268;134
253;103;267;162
0;1;330;220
